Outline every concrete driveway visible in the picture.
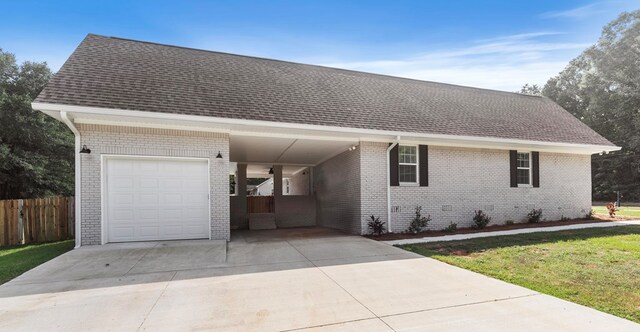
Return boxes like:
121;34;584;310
0;227;637;331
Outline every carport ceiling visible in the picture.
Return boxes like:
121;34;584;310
230;135;356;165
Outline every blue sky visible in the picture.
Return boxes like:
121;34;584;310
1;0;637;91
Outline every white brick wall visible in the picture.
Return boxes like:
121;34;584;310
287;170;310;195
359;143;592;233
78;124;230;245
359;142;389;233
314;148;362;234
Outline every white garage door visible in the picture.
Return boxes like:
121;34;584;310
105;157;210;243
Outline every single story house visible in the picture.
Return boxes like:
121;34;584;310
33;34;619;246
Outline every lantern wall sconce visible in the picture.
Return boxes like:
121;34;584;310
79;145;91;154
216;151;223;159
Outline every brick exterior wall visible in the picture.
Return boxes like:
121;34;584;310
359;143;592;233
77;124;230;245
287;170;310;195
359;142;389;233
76;123;592;243
314;149;362;234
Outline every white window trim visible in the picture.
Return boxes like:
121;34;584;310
517;151;532;188
399;144;419;186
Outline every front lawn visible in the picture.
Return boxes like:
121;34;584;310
0;240;74;284
593;205;640;218
401;226;640;323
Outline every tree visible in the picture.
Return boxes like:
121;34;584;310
523;10;640;201
517;83;542;96
0;49;74;199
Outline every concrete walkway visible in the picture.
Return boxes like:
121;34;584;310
0;227;638;331
383;220;640;246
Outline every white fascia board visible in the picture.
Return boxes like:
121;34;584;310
32;102;621;155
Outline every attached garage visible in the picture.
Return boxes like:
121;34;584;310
103;156;210;243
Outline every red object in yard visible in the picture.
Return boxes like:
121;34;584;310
606;202;617;217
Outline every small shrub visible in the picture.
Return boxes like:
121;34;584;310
367;215;386;236
407;206;431;233
527;208;543;223
585;209;595;220
560;215;570;221
443;222;457;233
606;202;617;217
504;220;515;225
473;210;491;229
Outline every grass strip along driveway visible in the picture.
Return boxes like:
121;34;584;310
0;240;74;284
401;226;640;324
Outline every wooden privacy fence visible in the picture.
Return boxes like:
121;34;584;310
0;197;75;247
247;196;275;213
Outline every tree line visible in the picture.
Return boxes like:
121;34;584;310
0;50;73;199
519;10;640;202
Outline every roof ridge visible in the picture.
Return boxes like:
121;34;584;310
93;33;542;99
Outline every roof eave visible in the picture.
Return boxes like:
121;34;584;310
32;101;621;155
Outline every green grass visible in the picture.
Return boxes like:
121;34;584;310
0;240;74;284
593;205;640;218
401;226;640;323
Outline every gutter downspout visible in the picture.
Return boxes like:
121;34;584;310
387;136;400;233
60;111;82;248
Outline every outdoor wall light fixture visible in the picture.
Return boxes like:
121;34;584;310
216;151;223;159
79;145;91;154
269;167;274;174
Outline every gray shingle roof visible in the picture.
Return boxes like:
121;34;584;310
35;34;613;146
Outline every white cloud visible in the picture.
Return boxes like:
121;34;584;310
319;33;589;92
540;3;604;19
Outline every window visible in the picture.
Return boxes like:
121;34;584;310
516;152;531;186
399;145;418;184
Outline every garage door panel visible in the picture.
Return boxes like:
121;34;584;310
162;209;182;219
106;158;210;243
161;193;185;205
160;178;182;189
184;225;207;235
110;227;134;240
112;193;134;205
110;177;134;190
183;208;209;219
184;179;209;191
139;178;160;189
163;225;182;236
109;160;134;172
185;193;208;204
139;226;160;237
136;208;159;220
111;209;134;221
136;193;159;205
138;161;160;173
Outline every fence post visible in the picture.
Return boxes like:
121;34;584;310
18;199;23;244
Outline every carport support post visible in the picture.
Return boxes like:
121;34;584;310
237;163;248;226
273;165;283;219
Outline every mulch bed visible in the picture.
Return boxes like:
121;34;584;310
366;214;636;241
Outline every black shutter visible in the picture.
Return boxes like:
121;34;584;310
390;144;399;186
532;151;540;188
509;150;517;187
419;145;428;187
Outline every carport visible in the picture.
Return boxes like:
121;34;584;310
229;133;358;232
